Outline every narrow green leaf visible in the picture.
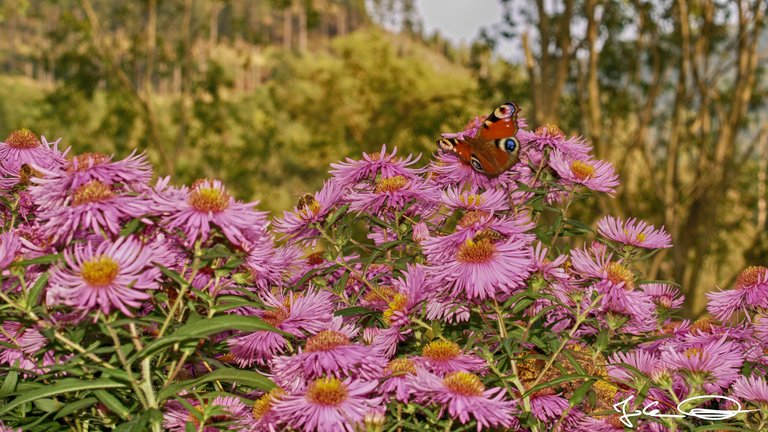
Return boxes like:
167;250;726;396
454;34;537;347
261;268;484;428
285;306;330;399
26;273;49;308
94;389;131;419
324;203;350;227
132;315;286;362
0;378;126;414
119;218;143;237
0;369;18;396
334;306;373;317
568;379;596;406
33;398;60;412
522;374;593;397
54;397;98;419
158;265;187;287
158;368;275;402
15;253;62;266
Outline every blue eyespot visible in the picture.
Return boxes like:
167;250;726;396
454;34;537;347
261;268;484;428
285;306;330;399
503;137;518;152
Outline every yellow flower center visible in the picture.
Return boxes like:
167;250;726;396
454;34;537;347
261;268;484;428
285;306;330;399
72;180;114;206
457;210;489;228
422;340;461;361
306;377;348;406
262;307;289;326
460;194;485;207
606;262;634;289
593;380;620;404
570;160;596;180
68;152;111;172
534;124;564;138
252;388;284;420
442;372;484;396
386;358;416;375
690;317;717;334
5;128;39;149
305;330;350;352
189;182;230;212
735;266;767;289
383;293;409;326
457;238;496;263
685;348;703;359
374;175;408;193
81;256;120;286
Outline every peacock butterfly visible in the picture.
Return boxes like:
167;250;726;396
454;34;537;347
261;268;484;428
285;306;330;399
436;101;521;177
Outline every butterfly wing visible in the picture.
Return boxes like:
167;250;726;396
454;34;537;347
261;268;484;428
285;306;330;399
479;101;520;140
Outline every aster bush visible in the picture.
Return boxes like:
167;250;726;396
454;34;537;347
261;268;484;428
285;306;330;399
0;119;766;432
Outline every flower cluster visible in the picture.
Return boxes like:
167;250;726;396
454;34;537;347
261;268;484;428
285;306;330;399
0;121;766;432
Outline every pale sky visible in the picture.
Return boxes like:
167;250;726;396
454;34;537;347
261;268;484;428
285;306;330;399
414;0;520;60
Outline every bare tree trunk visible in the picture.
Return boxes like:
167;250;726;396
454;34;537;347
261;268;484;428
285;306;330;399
298;3;307;53
283;7;293;51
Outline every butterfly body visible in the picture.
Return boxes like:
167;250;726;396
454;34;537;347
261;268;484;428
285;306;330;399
436;101;521;177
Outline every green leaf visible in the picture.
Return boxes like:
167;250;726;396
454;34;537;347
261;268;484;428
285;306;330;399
26;272;49;308
334;306;373;317
114;408;162;432
158;369;275;402
158;265;187;287
522;374;593;397
54;397;98;419
563;218;593;233
0;369;18;397
94;389;131;419
0;378;126;414
32;398;60;412
131;315;286;362
568;379;596;406
119;218;143;237
324;203;350;227
15;253;62;266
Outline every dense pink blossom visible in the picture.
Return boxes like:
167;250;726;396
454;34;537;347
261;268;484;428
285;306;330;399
707;266;768;321
412;370;519;430
49;237;163;316
272;377;383;432
152;178;267;246
330;144;420;185
274;181;344;241
597;216;672;249
549;150;619;195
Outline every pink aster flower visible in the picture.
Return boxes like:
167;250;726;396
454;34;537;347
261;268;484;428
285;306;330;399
529;389;569;421
0;321;55;374
413;340;487;375
597;216;672;249
248;388;286;432
62;151;152;191
549;150;619;195
660;337;744;394
162;396;250;432
380;357;420;402
0;230;21;271
441;186;509;213
425;298;470;323
49;236;163;316
153;178;267;246
731;375;768;405
517;124;591;162
272;376;383;432
270;318;387;392
32;179;150;243
0;129;67;174
274;181;344;241
347;174;438;217
412;370;519;430
330;144;420;185
707;266;768;322
642;283;685;311
228;288;334;366
426;229;532;301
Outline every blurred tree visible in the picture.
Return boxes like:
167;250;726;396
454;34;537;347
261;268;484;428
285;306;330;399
491;0;767;315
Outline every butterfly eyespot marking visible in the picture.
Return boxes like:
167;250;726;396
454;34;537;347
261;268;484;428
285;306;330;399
436;138;455;151
494;103;516;119
470;157;484;172
496;137;519;153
